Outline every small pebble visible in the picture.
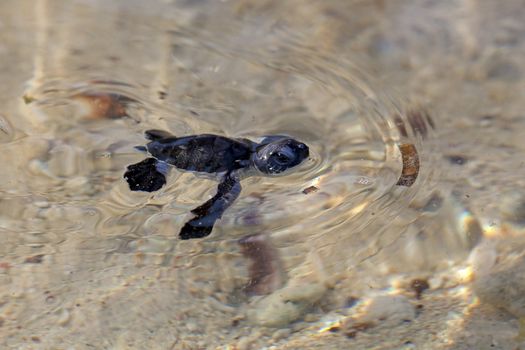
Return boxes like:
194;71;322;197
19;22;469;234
0;114;13;142
345;296;359;308
236;336;253;350
56;308;71;326
24;254;45;264
185;322;198;332
22;94;36;104
33;201;50;209
302;186;319;195
445;155;468;165
271;328;291;342
479;115;495;127
360;295;416;325
248;283;326;327
303;313;319;322
45;295;56;304
344;321;374;339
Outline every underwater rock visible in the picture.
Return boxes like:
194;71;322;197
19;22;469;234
359;295;416;325
473;252;525;318
247;283;326;327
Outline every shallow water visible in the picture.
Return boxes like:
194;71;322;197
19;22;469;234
1;0;525;349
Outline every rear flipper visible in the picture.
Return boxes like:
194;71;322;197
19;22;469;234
180;173;241;239
124;157;167;192
145;129;176;141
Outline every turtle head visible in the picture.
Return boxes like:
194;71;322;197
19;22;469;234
253;138;309;175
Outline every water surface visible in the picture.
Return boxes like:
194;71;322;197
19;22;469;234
1;1;524;349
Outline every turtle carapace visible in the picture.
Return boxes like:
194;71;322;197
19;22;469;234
124;129;309;239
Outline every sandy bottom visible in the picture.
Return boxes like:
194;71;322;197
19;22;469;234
1;0;525;349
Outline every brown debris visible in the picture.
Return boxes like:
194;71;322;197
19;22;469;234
396;143;419;187
24;254;45;264
158;91;167;100
410;278;430;299
302;185;319;195
238;233;285;296
72;93;132;120
344;321;375;339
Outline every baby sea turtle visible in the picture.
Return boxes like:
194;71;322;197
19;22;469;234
124;129;309;240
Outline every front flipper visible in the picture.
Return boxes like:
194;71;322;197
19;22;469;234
124;157;167;192
180;173;241;240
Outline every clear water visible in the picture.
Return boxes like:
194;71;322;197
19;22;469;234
1;0;524;349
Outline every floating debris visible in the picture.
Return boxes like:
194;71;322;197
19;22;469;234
302;185;319;195
396;143;419;187
238;233;285;295
72;92;133;119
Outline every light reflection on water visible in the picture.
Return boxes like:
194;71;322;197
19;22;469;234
1;0;515;348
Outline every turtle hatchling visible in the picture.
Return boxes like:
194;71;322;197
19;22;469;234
124;129;310;239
